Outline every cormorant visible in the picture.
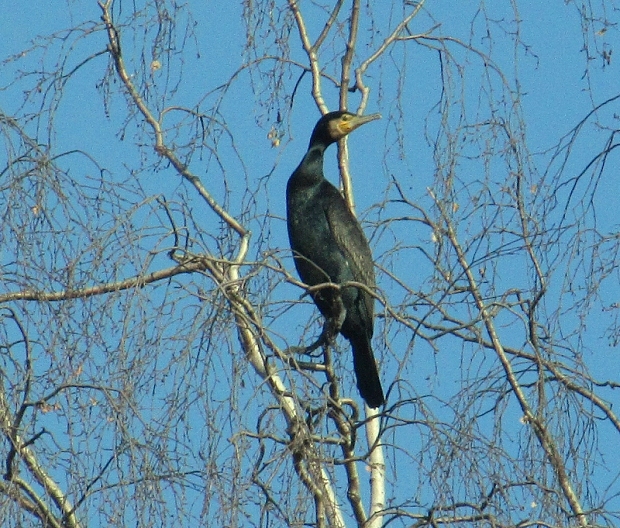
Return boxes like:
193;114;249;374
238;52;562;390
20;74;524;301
286;111;385;408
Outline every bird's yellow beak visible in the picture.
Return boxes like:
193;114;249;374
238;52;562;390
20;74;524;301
339;113;382;137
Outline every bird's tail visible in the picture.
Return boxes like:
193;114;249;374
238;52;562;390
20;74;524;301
350;336;385;408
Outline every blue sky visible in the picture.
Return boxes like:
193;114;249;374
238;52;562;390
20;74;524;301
1;1;620;526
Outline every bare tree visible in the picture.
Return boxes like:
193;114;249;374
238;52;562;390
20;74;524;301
1;1;620;526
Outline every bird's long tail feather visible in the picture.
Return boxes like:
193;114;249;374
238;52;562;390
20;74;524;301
351;336;385;408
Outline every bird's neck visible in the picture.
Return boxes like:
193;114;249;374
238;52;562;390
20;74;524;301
292;143;327;185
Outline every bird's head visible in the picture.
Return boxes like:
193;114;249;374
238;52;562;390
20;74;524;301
309;111;381;147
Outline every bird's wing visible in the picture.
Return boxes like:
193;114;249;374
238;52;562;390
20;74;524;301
321;181;376;319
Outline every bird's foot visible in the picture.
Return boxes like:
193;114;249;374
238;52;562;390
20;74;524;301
290;331;327;358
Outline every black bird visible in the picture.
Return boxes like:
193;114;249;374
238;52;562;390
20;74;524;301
286;111;385;408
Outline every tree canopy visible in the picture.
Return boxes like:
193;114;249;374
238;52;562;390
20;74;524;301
1;1;620;527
